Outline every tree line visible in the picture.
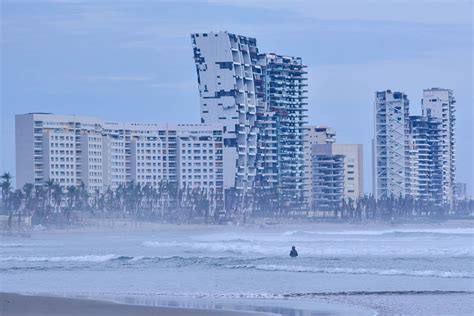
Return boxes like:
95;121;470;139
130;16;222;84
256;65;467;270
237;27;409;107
1;172;473;228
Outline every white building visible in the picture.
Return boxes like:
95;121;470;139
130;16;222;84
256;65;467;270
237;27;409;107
191;31;259;195
303;126;336;206
15;113;224;199
373;90;410;199
421;88;456;204
332;144;364;201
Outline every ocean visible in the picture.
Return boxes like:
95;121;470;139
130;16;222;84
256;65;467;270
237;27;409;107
1;223;473;315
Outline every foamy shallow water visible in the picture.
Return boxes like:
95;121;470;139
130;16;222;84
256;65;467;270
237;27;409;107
1;224;473;315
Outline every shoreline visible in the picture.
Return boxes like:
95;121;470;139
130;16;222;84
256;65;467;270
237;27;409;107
0;293;275;316
2;217;472;236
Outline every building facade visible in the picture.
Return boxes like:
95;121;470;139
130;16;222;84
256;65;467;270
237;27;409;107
332;144;364;202
15;113;224;202
303;126;336;206
421;88;456;204
257;53;308;207
311;144;345;210
191;31;259;196
406;115;443;204
373;90;410;199
191;32;309;210
373;88;456;205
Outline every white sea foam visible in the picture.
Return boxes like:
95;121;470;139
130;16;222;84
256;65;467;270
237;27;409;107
142;240;473;257
283;228;474;236
225;264;473;278
0;254;119;262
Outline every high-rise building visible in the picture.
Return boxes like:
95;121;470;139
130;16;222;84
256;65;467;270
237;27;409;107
421;88;456;204
406;115;443;204
311;143;364;210
15;113;224;202
303;126;336;206
257;53;308;207
332;144;364;201
373;90;410;199
191;31;259;196
373;88;456;205
191;32;309;210
311;144;345;210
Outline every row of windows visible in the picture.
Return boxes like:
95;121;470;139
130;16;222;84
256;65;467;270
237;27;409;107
50;171;74;176
50;135;74;141
182;169;215;174
136;142;162;148
50;164;75;169
50;150;75;155
181;162;214;167
50;143;74;148
50;157;74;162
181;149;214;154
182;156;218;161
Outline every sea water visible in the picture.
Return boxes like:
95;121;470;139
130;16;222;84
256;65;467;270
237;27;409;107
1;224;473;315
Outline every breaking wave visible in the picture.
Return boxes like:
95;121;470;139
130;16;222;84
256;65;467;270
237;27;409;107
142;240;473;257
0;254;120;263
225;264;473;279
283;228;474;237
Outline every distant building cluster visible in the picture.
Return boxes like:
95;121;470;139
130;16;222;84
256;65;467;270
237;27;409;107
373;88;456;205
14;31;460;213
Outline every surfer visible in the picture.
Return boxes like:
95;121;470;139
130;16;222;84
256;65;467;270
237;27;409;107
289;246;298;258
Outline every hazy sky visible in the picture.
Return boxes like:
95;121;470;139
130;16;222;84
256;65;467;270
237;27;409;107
1;0;473;194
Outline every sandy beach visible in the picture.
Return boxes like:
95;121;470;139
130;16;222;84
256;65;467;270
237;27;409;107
0;293;274;316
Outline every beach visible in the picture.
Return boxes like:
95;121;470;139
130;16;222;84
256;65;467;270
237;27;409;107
0;293;274;316
1;220;473;315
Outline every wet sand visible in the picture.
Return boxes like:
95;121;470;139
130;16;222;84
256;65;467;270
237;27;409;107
0;293;274;316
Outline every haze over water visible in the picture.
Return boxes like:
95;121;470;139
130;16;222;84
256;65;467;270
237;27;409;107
1;224;473;315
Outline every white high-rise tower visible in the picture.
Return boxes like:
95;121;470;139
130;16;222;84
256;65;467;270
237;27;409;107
421;88;456;204
191;31;259;196
373;90;410;199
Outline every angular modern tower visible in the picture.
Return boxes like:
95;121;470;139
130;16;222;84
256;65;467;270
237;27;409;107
421;88;456;204
191;32;259;196
373;90;410;199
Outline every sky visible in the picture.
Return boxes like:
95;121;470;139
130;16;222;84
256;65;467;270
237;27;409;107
1;0;473;195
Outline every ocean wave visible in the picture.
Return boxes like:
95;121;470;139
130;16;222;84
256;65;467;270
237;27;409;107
0;254;120;263
142;240;473;257
0;243;35;248
225;264;473;278
283;228;474;237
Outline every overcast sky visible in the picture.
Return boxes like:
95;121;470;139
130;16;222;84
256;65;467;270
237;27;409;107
1;0;472;194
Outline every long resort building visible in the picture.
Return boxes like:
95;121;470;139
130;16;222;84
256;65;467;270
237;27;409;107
15;113;225;203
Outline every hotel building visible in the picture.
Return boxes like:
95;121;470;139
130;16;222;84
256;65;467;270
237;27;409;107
15;113;224;202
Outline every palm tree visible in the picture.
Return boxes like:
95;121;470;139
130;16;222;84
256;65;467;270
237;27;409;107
52;184;63;216
1;172;13;215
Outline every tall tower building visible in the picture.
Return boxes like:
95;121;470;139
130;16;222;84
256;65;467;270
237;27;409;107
373;90;410;199
406;115;443;204
303;126;336;206
421;88;456;204
257;53;308;208
191;31;259;197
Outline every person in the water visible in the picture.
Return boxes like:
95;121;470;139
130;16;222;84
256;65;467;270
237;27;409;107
290;246;298;257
